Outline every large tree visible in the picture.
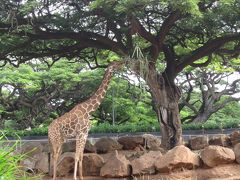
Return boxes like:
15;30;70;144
0;59;155;129
179;69;240;123
0;0;239;149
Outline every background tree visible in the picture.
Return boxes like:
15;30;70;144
0;0;239;149
178;68;240;123
0;60;85;128
0;59;156;129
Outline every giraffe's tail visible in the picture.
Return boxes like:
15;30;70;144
48;152;51;175
48;137;52;176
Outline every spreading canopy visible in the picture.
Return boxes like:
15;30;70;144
0;0;239;70
1;0;240;149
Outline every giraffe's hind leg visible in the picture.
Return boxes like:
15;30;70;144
74;134;88;180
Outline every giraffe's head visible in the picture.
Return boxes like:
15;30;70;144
107;61;124;73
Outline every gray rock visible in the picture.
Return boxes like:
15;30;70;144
94;137;122;153
62;140;76;153
209;135;231;147
230;131;240;146
21;142;44;157
35;152;49;173
57;152;75;176
56;152;105;177
84;140;97;153
118;136;144;150
189;136;208;150
233;143;240;164
142;134;162;151
131;151;162;175
82;153;104;176
100;150;131;177
19;142;45;172
61;139;96;153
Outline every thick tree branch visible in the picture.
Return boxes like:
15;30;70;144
157;10;181;47
190;55;212;68
162;44;178;82
19;30;128;56
129;16;157;45
145;10;182;64
214;96;240;112
176;33;240;73
179;73;194;111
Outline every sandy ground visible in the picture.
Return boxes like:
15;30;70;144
41;163;240;180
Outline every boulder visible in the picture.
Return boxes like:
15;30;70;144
201;145;235;167
19;142;45;172
94;137;122;153
131;151;162;175
142;134;162;151
100;150;131;177
230;131;240;146
117;136;144;150
61;139;96;153
154;145;201;173
20;152;49;173
35;152;49;173
57;152;75;176
21;142;44;157
62;140;76;153
209;135;231;147
183;139;190;148
189;136;208;150
20;157;38;172
57;152;104;177
84;140;97;153
82;153;104;176
233;143;240;164
41;142;51;153
124;150;145;161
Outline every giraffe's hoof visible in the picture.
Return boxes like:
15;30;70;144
73;176;81;180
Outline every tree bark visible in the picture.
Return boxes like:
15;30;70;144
0;117;4;129
192;113;210;123
146;66;183;150
157;84;183;149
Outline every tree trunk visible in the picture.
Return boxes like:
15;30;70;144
146;67;183;150
192;112;210;123
156;85;183;149
0;117;4;129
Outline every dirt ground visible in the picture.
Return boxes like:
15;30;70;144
41;163;240;180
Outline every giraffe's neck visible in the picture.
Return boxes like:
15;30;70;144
85;69;113;113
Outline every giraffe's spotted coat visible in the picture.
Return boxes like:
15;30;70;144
48;61;123;180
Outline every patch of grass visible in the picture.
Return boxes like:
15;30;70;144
0;135;35;180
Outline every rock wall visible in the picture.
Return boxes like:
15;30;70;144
15;130;240;178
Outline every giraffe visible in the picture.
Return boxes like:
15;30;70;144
48;61;124;180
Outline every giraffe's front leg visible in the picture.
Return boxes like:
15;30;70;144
78;149;84;180
74;139;82;180
73;140;81;180
73;157;79;180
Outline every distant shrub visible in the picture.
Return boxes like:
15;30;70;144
2;117;240;137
